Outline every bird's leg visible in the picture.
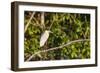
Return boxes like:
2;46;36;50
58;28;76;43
41;41;49;60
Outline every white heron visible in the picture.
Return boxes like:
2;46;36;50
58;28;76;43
40;30;51;47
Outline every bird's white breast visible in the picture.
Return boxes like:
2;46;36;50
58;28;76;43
40;30;50;47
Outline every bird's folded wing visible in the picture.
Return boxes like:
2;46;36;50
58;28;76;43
40;31;49;47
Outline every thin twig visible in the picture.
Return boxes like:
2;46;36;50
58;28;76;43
26;39;90;61
48;20;54;30
48;13;57;30
24;12;35;33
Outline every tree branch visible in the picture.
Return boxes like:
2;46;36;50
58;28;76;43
48;13;57;30
41;12;45;30
24;12;35;33
48;20;54;30
26;39;90;61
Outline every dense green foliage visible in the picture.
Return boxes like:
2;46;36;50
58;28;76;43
24;11;90;61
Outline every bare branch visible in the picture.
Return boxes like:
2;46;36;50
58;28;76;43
48;20;54;30
26;39;90;61
48;13;58;30
33;17;40;26
24;12;35;33
41;12;45;29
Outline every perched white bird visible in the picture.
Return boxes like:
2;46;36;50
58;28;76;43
40;30;51;47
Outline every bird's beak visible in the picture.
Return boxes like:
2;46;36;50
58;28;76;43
49;31;53;33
